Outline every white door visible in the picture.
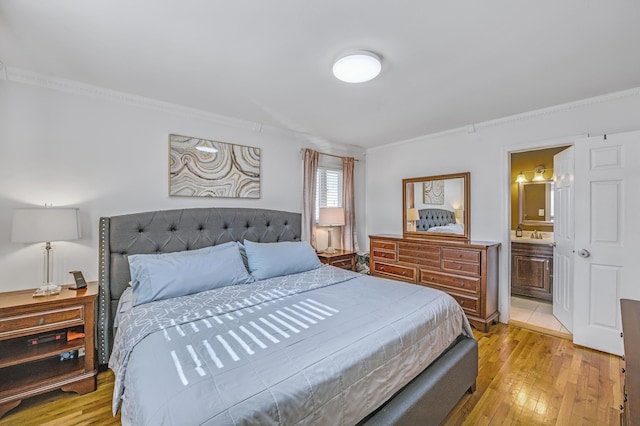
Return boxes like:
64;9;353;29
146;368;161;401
553;147;574;332
573;131;640;355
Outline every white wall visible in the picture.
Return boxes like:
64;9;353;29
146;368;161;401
365;88;640;323
0;78;365;291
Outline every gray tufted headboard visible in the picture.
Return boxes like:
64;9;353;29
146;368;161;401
415;208;456;232
97;207;301;365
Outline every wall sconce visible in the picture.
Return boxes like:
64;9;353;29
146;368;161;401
515;166;552;183
407;208;419;232
318;207;345;254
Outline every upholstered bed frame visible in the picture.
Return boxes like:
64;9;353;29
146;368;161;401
416;208;456;231
97;207;477;425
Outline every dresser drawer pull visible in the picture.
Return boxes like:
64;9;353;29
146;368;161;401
460;282;465;287
39;317;45;325
430;277;435;281
458;265;463;270
380;266;385;271
402;271;407;276
458;254;462;258
460;300;465;305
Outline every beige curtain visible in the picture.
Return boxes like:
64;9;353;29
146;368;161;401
302;148;319;248
341;157;360;252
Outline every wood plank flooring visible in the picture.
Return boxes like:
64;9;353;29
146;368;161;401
0;324;623;425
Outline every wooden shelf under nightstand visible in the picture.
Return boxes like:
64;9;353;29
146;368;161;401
317;250;356;271
0;282;98;418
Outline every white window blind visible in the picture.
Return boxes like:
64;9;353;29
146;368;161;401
316;166;343;221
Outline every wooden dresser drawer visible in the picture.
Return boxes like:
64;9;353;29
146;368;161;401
372;249;396;261
442;260;480;276
448;293;481;315
372;241;397;251
420;269;480;294
0;306;84;339
373;262;416;282
442;248;481;264
398;243;440;268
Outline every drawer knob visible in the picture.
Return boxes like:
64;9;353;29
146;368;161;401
458;254;462;258
460;282;465;287
380;266;385;271
460;300;465;305
430;277;435;281
402;271;407;276
458;265;463;270
38;317;45;325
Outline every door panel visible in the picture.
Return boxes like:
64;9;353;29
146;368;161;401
574;131;640;355
553;146;574;332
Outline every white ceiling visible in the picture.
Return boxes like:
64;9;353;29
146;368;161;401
1;1;639;149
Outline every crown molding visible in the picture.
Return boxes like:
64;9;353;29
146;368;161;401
3;66;362;155
476;86;640;130
369;86;640;153
4;66;263;133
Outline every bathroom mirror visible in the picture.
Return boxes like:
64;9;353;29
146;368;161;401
402;172;470;241
518;181;554;225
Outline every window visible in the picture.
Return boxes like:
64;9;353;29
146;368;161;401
316;166;342;221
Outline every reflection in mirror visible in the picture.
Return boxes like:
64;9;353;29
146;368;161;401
403;172;470;240
519;181;554;225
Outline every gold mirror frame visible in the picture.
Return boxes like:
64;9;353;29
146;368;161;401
402;172;470;241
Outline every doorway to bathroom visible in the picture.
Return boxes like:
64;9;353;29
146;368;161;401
509;145;571;338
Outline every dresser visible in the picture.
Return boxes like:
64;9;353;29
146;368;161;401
369;235;500;332
621;299;640;425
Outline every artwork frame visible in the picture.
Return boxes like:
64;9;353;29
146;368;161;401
423;180;445;204
169;134;261;198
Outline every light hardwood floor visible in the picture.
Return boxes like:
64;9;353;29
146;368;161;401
0;324;624;425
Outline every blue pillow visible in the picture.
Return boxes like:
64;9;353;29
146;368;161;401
129;243;254;306
243;240;321;280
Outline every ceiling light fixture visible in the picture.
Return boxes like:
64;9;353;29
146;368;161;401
332;51;382;83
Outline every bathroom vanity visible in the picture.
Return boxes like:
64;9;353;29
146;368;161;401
511;232;554;301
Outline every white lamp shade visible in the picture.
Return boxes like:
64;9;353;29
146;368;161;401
12;208;81;243
407;208;420;221
319;207;345;226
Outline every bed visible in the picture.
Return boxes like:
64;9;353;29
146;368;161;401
97;207;477;425
416;209;464;235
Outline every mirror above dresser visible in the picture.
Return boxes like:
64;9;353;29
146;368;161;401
402;172;470;241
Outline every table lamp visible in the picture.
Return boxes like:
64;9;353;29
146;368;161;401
318;207;345;254
12;207;81;285
407;208;419;232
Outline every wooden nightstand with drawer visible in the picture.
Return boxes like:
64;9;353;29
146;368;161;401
317;250;357;271
0;282;98;418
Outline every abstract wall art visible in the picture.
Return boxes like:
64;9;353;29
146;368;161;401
423;180;444;204
169;134;261;198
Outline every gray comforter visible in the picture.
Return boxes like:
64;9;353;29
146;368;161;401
110;266;472;425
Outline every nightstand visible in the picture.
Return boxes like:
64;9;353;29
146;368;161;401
0;282;98;418
317;250;356;271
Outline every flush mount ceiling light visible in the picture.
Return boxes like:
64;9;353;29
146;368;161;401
332;51;382;83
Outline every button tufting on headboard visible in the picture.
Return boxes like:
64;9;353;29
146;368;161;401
96;207;302;365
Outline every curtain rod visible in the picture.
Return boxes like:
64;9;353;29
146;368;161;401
301;149;360;161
